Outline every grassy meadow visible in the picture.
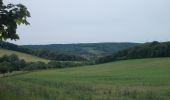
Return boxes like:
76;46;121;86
0;49;49;63
0;58;170;100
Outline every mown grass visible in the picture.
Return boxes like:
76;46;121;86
0;49;49;63
0;58;170;100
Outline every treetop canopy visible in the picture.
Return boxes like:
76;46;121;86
0;0;30;41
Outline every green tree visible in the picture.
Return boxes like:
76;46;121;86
0;0;30;40
18;59;26;70
8;54;19;62
1;55;9;62
0;61;10;76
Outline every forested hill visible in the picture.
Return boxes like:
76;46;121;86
96;41;170;63
23;43;140;59
0;41;33;54
0;42;86;61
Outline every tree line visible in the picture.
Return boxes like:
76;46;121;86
96;41;170;64
33;49;87;61
0;41;87;61
24;43;139;60
0;54;90;76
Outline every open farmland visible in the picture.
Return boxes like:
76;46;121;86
0;58;170;100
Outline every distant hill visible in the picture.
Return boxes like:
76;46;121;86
0;41;33;54
0;49;49;63
23;43;140;59
96;41;170;63
0;42;87;61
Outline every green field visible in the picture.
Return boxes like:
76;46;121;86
0;49;49;63
0;58;170;100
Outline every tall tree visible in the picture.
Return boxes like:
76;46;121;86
0;0;30;41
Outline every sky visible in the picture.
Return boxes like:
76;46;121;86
5;0;170;45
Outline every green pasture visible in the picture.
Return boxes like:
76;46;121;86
0;58;170;100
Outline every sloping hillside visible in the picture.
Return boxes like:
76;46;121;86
0;58;170;100
0;42;87;61
96;41;170;63
0;41;33;54
23;42;140;59
0;49;49;63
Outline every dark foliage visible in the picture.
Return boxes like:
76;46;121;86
0;41;33;54
0;54;90;74
47;60;91;69
0;0;30;40
0;41;140;61
0;54;26;72
24;61;47;71
0;62;9;75
33;50;87;61
96;41;170;64
0;41;87;61
23;43;140;60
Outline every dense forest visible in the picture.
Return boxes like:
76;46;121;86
0;41;139;60
23;43;139;59
96;41;170;63
33;50;86;61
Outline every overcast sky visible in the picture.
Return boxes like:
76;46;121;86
5;0;170;45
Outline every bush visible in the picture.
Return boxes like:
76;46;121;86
0;62;10;75
24;61;48;71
